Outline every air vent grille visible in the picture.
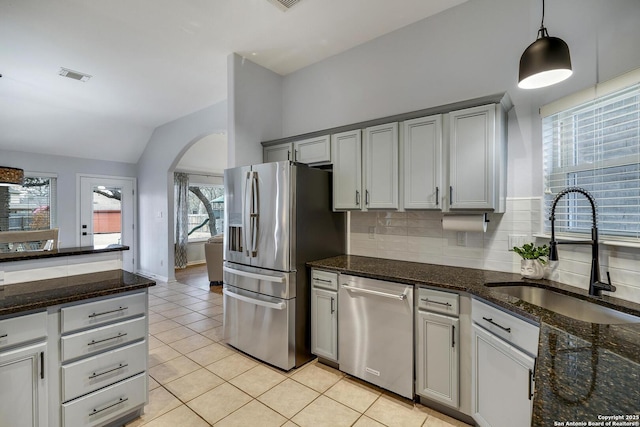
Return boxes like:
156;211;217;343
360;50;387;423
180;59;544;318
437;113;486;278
59;68;92;82
267;0;300;11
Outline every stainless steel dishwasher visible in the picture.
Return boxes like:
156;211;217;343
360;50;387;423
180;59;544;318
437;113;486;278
338;274;414;398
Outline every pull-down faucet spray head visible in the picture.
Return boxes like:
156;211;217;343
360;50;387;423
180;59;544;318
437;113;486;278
548;187;615;296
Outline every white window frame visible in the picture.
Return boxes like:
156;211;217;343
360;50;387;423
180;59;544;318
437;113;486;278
541;68;640;242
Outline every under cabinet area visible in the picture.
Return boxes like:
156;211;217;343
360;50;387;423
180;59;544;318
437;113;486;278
0;311;48;427
310;269;338;362
415;288;460;409
471;298;539;427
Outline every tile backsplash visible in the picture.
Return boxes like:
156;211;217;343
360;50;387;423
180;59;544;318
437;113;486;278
348;197;640;304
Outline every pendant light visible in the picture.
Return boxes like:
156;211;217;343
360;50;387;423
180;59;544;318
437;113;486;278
518;0;572;89
0;166;24;186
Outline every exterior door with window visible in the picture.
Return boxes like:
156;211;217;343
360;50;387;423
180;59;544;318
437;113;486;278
79;176;136;272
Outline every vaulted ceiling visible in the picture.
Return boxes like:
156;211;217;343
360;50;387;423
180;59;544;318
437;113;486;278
0;0;467;163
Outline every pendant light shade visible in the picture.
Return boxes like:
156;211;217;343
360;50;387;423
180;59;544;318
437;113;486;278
518;0;572;89
0;166;25;186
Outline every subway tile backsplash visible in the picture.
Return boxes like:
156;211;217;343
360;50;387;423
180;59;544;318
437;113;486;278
348;197;640;304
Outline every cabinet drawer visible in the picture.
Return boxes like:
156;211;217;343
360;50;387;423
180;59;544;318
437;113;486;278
61;292;146;334
472;298;539;356
417;288;459;316
0;311;47;350
62;372;146;427
311;269;338;291
61;316;147;362
62;340;147;402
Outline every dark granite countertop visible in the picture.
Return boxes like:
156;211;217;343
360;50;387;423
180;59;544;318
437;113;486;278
0;245;130;263
308;255;640;424
0;270;155;316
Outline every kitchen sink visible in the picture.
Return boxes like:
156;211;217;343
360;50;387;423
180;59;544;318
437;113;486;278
487;284;640;324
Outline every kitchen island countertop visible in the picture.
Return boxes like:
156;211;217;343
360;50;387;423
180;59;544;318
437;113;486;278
308;255;640;425
0;269;155;316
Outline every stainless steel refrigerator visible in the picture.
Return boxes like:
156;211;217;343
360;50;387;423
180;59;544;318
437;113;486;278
222;161;345;370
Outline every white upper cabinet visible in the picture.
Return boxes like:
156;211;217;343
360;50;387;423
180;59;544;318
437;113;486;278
448;104;506;212
294;135;331;164
263;135;331;165
332;130;362;210
264;143;293;163
402;115;442;210
363;122;399;210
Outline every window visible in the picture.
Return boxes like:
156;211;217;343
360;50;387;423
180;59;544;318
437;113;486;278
187;184;224;240
0;175;57;232
543;82;640;239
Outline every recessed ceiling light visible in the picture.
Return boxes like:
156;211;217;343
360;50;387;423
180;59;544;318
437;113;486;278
59;67;92;82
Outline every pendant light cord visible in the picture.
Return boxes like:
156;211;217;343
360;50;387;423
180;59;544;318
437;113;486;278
537;0;549;39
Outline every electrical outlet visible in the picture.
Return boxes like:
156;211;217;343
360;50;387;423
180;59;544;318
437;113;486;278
457;232;467;246
508;234;528;251
368;226;375;239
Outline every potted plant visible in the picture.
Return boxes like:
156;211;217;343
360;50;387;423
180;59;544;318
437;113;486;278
513;243;549;279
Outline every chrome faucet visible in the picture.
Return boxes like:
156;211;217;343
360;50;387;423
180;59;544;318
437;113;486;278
548;187;615;296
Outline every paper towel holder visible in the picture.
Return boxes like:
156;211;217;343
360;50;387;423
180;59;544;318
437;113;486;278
441;213;490;223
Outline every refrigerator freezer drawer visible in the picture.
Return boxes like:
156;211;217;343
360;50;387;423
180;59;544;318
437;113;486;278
223;285;295;371
223;262;295;299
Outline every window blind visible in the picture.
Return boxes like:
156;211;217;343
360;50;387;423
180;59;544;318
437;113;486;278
543;83;640;239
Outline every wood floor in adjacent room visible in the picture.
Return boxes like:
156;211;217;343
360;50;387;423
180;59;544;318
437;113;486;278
127;263;469;426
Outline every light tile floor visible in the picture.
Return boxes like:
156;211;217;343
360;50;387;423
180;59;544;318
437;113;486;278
127;279;471;427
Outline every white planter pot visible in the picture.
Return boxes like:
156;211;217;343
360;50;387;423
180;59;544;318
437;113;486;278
520;259;545;279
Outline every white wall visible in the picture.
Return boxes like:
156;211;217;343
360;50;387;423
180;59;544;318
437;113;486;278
281;0;640;199
227;53;283;168
137;101;227;282
0;149;136;248
241;0;640;302
176;133;227;175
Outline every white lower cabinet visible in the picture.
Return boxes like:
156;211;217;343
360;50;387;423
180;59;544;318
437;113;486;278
416;311;459;408
471;299;538;427
310;269;338;362
0;340;47;427
62;372;146;427
311;288;338;361
59;291;148;427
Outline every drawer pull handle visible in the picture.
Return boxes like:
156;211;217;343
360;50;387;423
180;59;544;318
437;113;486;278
89;397;129;416
88;306;128;318
0;334;7;339
482;317;511;333
313;278;333;284
421;298;452;307
88;333;128;346
89;363;129;380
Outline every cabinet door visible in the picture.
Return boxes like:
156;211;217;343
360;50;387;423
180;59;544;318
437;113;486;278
449;105;496;210
403;115;442;209
311;288;338;361
416;311;458;408
332;130;362;210
264;143;293;163
472;324;535;427
364;123;398;209
0;341;47;427
294;135;331;164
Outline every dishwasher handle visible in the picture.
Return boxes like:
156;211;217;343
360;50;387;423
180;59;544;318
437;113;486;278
341;284;407;301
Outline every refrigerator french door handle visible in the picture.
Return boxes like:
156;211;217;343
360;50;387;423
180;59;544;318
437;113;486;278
250;171;259;257
223;288;286;310
243;171;252;256
223;266;285;283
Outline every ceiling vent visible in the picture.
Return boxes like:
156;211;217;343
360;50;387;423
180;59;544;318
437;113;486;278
267;0;300;11
59;68;92;82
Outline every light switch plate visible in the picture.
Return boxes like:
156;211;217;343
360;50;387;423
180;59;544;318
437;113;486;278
368;226;375;239
457;232;467;246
